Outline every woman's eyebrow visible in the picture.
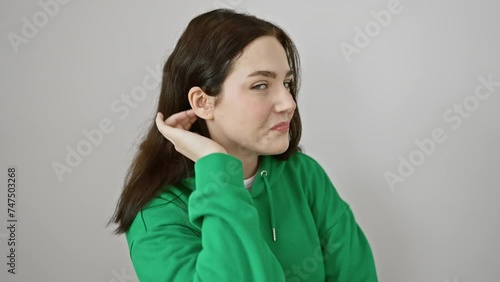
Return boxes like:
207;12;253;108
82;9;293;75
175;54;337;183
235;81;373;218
246;69;294;79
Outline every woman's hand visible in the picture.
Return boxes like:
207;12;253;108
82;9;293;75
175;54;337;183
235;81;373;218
155;110;227;162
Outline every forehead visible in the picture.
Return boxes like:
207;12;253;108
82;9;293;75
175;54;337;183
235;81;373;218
231;36;290;76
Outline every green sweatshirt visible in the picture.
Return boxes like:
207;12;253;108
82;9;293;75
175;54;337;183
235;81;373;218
126;152;378;281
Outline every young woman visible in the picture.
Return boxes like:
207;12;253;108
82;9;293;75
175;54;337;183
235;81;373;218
110;8;378;282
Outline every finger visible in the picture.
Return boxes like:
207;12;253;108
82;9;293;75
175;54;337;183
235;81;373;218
180;110;198;129
156;112;176;138
164;110;191;127
167;109;198;130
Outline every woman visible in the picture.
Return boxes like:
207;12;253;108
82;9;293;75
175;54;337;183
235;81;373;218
110;8;378;282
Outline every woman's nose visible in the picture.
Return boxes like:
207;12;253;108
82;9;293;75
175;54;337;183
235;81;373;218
275;85;296;114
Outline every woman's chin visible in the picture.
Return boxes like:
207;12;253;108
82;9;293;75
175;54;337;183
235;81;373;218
262;142;289;156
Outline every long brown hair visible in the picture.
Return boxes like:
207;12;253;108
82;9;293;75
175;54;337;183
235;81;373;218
109;8;303;234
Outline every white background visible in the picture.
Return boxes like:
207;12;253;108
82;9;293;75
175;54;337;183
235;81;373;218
1;0;499;281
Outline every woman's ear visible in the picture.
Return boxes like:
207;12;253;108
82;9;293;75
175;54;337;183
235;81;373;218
188;86;215;120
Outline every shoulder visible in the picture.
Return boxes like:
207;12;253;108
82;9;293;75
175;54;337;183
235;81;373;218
145;184;190;210
283;150;328;175
280;151;340;198
270;151;333;195
127;184;194;237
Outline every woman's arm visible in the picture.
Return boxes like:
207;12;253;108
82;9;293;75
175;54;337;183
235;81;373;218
126;153;286;282
305;155;378;281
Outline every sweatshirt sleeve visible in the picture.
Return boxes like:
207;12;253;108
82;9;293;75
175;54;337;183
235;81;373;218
126;153;286;282
306;156;378;282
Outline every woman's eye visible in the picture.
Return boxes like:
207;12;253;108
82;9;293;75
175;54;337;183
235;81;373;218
252;80;293;91
252;83;268;90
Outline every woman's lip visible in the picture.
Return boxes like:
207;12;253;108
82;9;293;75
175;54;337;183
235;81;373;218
271;122;290;131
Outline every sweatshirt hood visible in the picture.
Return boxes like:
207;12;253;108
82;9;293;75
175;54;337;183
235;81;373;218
179;154;286;242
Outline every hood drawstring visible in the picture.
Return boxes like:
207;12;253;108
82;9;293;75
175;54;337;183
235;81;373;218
260;170;277;242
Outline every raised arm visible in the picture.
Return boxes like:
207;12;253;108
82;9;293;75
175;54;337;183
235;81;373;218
126;153;286;282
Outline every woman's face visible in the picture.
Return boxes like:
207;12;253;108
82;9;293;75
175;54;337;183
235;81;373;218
207;35;297;158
